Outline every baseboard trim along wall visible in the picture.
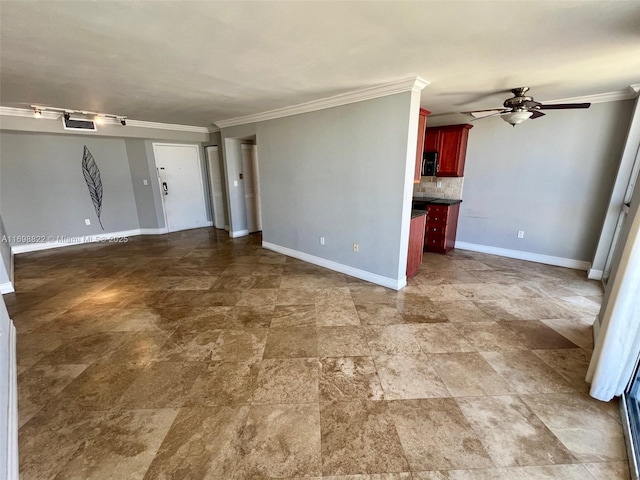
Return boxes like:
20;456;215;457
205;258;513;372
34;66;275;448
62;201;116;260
0;282;15;294
4;321;18;480
454;241;591;271
588;268;604;280
229;229;249;238
11;228;169;254
262;241;407;291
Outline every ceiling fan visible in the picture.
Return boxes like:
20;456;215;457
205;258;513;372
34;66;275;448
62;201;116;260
462;87;591;126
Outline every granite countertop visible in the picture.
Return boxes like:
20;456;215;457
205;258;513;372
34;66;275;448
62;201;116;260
411;209;427;219
412;196;462;206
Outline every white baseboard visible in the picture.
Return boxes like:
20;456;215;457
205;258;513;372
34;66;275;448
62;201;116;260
593;315;601;342
11;229;142;254
5;321;18;480
262;241;406;291
454;241;591;271
139;227;169;235
588;268;604;280
0;282;14;294
229;229;249;238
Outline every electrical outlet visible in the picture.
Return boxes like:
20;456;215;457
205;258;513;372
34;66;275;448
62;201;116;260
353;243;359;252
436;181;443;188
233;180;238;187
143;179;148;185
320;236;325;245
517;230;525;239
85;219;91;226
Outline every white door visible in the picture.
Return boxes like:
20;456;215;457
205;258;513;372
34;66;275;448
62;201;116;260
205;146;226;230
153;143;209;232
241;144;262;233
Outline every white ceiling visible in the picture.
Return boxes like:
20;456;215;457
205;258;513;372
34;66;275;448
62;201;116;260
1;1;639;127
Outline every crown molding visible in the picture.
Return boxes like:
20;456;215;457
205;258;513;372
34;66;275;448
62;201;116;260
207;125;221;133
544;85;640;105
0;107;209;133
215;76;429;129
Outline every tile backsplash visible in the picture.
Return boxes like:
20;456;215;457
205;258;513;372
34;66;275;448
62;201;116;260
413;176;464;199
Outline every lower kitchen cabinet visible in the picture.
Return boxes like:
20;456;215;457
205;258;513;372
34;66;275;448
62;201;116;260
424;202;460;254
407;212;426;278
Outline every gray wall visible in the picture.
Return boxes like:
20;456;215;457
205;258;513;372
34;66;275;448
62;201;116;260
455;100;634;262
255;92;414;280
0;215;12;284
0;132;140;243
125;139;164;229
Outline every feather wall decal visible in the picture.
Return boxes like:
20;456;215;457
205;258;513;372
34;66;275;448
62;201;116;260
81;145;104;230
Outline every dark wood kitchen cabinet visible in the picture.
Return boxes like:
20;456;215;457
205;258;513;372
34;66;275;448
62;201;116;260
424;124;472;177
407;212;426;278
424;202;460;254
413;108;430;183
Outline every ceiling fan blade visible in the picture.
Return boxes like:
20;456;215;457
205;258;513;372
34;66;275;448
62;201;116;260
461;108;506;114
470;111;506;121
539;103;591;110
530;110;546;119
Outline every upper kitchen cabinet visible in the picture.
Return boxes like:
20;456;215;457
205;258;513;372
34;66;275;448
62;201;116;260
414;108;430;183
424;124;473;177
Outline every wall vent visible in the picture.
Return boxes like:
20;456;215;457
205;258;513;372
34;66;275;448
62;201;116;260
62;116;97;132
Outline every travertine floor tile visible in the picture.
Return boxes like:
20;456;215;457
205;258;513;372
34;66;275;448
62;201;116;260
18;364;88;426
497;320;579;350
232;403;322;479
374;354;449;399
542;318;595;349
364;325;422;356
252;357;319;404
119;361;202;408
263;326;318;358
456;395;577;467
210;328;267;362
583;461;631;480
318;326;370;357
356;304;406;326
186;360;260;406
429;352;512;397
319;356;384;401
13;229;621;480
436;300;493;323
143;405;249;479
411;324;475;353
532;348;592;391
412;464;597;479
53;408;178;480
481;350;576;393
270;305;316;327
389;398;493;471
520;393;627;462
320;400;409;475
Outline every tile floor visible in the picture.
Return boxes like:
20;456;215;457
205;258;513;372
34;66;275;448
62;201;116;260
6;228;630;479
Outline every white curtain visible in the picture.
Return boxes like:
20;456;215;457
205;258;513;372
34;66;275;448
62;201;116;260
588;198;640;401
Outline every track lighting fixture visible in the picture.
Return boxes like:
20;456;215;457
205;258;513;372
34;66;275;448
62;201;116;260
30;105;127;126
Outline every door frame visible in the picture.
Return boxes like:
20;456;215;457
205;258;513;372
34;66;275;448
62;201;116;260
152;142;209;233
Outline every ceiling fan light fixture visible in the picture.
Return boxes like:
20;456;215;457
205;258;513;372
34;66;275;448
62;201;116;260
501;110;533;126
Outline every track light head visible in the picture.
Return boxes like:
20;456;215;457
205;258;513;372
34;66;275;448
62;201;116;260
120;118;126;126
63;112;70;121
33;108;42;118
